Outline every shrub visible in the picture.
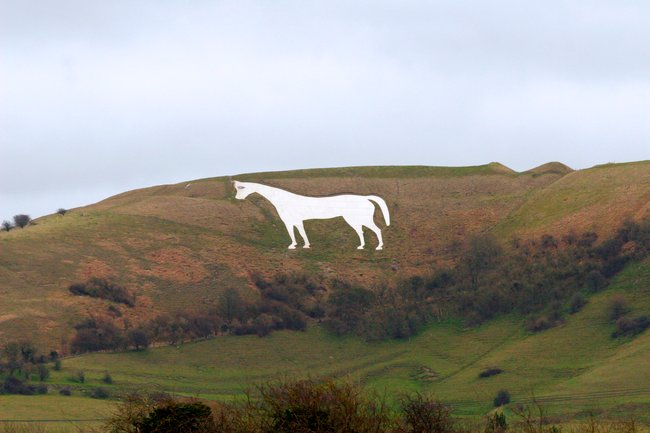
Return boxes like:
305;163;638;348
607;295;630;321
70;319;125;353
91;387;110;399
485;412;508;433
479;368;503;379
1;220;12;231
128;329;151;350
107;305;122;317
2;376;34;395
258;379;390;433
53;359;62;371
37;364;50;381
568;293;587;314
612;315;650;338
103;373;113;384
493;390;511;407
13;214;31;228
137;400;213;433
68;277;135;306
399;393;454;433
585;270;607;293
59;386;72;396
71;370;85;383
57;208;67;215
526;316;554;333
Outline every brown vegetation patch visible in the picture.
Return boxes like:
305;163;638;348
142;247;209;284
77;259;115;281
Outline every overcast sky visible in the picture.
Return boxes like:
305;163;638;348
2;0;649;220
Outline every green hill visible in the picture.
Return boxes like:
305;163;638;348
2;161;650;424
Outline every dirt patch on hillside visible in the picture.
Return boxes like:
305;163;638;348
137;247;210;284
76;259;115;280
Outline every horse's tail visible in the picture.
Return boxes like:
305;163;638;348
366;195;390;226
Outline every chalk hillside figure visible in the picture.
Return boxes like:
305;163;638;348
233;181;390;250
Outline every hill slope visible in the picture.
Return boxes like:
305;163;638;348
1;161;650;349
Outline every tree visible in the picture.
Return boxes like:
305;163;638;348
1;220;12;231
218;288;243;327
138;401;213;433
460;234;503;290
57;208;67;215
37;365;50;381
128;329;151;350
400;393;454;433
13;214;31;228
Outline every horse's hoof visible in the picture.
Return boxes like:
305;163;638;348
288;245;296;250
303;245;310;249
357;246;364;250
376;246;383;250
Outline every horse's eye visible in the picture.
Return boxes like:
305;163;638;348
237;186;245;190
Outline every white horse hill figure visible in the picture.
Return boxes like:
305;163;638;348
233;181;390;250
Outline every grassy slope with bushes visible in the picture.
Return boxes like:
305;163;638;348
5;259;649;424
2;161;650;424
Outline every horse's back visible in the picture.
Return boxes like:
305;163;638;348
283;194;374;220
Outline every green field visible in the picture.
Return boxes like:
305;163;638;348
3;162;650;429
4;259;650;428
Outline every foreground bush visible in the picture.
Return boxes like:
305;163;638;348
257;379;390;433
105;378;650;433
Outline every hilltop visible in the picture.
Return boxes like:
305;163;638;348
1;161;650;349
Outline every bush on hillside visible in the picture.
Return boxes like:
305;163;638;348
103;373;114;384
398;393;454;433
91;387;110;399
1;376;38;395
568;293;587;314
612;315;650;338
70;319;125;353
607;295;630;321
128;328;151;350
479;368;503;379
68;277;135;306
1;220;12;231
493;390;511;407
13;214;31;228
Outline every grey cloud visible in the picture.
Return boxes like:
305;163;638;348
1;0;649;219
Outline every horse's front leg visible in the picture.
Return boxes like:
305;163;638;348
283;221;298;249
296;221;310;249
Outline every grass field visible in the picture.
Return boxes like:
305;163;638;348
3;258;650;427
3;162;650;429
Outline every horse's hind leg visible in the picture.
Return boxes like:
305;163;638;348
365;221;384;250
343;216;365;249
296;221;310;249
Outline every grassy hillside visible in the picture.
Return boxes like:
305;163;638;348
2;159;650;427
5;258;650;426
1;161;650;349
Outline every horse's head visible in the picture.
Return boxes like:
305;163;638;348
233;181;253;199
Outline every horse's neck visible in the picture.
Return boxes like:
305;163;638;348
253;184;293;204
